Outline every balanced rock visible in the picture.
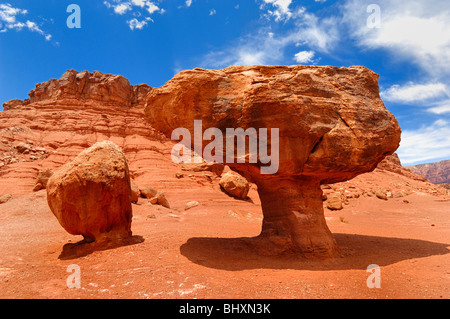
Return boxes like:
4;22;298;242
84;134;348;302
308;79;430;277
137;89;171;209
219;171;250;200
46;141;133;242
145;65;401;258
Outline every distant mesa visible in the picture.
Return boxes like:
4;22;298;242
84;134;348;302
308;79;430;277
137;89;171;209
408;159;450;185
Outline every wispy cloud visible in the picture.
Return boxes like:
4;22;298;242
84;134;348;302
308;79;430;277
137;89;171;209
381;82;448;104
201;6;338;68
0;3;52;40
398;119;450;165
428;99;450;115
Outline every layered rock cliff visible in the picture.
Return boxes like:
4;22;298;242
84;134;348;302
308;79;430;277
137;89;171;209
0;70;172;197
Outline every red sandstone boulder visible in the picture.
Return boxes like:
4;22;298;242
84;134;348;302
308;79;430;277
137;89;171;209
219;171;250;200
46;141;133;242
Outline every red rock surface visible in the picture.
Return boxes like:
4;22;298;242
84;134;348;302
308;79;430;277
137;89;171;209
0;69;448;299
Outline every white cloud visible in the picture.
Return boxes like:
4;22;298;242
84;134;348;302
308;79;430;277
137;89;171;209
297;12;339;53
381;82;448;104
428;99;450;114
342;0;450;76
0;3;51;40
0;3;27;23
185;0;192;7
147;3;160;14
209;9;216;16
202;29;293;67
104;0;163;29
131;0;147;7
114;3;131;15
127;17;152;30
294;50;315;64
201;6;338;68
262;0;293;21
398;119;450;165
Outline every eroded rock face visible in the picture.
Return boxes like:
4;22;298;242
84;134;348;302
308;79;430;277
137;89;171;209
27;69;151;108
46;141;133;242
0;70;171;198
145;65;401;258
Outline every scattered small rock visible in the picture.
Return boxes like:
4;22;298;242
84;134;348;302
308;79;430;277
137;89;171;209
130;181;140;203
375;190;388;200
156;192;170;209
15;142;32;154
184;201;199;211
326;193;343;211
140;186;158;199
33;169;53;191
0;194;12;204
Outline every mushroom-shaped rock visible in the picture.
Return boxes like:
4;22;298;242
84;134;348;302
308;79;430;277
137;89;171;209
145;65;401;258
46;141;133;242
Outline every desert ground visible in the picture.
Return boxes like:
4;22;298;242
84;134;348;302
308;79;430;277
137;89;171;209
0;167;448;299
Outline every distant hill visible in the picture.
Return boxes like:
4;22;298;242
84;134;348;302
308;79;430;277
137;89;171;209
408;159;450;184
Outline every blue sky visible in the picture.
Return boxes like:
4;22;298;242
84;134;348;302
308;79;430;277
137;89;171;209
0;0;449;166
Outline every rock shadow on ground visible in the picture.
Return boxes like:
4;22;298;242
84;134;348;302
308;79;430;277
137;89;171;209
180;233;450;271
58;235;145;260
